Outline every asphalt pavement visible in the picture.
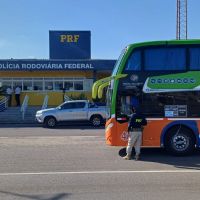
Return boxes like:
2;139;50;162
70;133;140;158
0;125;200;200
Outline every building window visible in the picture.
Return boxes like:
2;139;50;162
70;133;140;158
34;81;43;90
54;81;63;90
0;77;87;92
13;81;22;89
83;79;93;91
64;81;74;91
45;81;53;90
0;81;12;90
74;81;83;90
23;81;33;91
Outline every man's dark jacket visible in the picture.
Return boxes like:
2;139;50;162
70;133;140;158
128;112;147;131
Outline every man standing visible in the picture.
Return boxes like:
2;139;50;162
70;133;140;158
15;86;21;106
123;106;147;160
6;86;13;106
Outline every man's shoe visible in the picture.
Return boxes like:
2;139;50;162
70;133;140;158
135;155;140;161
123;155;131;160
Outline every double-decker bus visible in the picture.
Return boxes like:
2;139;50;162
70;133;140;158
92;40;200;155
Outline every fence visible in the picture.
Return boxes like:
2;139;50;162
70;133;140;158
0;96;8;112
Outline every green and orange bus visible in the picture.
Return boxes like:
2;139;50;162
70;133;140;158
92;40;200;155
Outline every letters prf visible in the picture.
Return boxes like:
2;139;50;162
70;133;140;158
60;35;80;43
136;119;142;123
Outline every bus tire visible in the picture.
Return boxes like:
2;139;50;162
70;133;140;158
44;116;57;128
165;126;195;156
90;115;102;127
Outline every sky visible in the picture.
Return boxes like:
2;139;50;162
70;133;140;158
0;0;199;59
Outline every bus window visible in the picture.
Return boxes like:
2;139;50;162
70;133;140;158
116;92;141;121
189;48;200;70
140;93;165;117
144;47;186;71
116;91;200;119
141;92;200;118
184;91;200;117
116;95;130;121
121;96;132;115
125;50;141;71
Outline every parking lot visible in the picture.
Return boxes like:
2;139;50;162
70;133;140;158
0;125;200;200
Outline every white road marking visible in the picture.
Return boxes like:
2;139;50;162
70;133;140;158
0;170;200;176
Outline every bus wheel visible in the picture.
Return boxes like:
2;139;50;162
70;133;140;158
165;126;195;156
44;116;57;128
90;115;102;127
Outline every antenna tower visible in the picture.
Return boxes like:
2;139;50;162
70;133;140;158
176;0;188;40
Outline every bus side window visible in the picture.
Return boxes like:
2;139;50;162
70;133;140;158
187;91;200;117
141;93;164;117
189;47;200;70
144;47;186;71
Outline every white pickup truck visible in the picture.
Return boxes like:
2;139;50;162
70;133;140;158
35;100;107;128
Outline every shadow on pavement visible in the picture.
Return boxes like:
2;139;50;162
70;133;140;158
119;147;200;170
0;123;105;130
0;191;71;200
52;124;105;130
0;123;42;128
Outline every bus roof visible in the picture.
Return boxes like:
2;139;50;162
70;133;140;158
127;39;200;50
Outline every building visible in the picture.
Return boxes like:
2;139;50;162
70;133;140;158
0;31;116;106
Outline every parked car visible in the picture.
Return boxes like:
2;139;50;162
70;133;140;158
35;100;107;128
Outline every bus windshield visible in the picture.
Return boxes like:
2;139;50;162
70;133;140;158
112;48;127;76
106;87;112;118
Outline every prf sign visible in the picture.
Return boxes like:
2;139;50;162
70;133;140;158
49;31;91;59
60;34;80;43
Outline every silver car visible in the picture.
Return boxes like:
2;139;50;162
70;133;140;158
36;100;107;128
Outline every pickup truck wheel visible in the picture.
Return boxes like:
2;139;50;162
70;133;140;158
44;117;57;128
90;115;102;127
